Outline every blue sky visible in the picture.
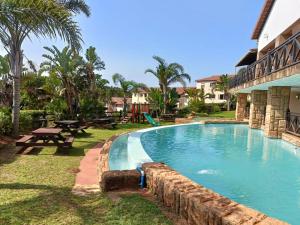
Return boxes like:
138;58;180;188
2;0;265;87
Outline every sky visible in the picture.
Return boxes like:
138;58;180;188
1;0;265;87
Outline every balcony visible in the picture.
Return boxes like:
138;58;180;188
230;31;300;89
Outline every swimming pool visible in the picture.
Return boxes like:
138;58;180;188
109;124;300;224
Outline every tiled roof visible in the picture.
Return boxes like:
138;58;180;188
196;75;221;83
111;97;132;105
175;87;196;95
252;0;275;40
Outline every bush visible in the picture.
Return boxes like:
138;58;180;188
177;107;191;118
0;111;12;135
188;99;205;113
80;97;105;119
45;98;68;120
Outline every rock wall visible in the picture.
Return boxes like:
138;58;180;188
142;162;288;225
264;87;290;138
249;90;267;129
236;93;248;121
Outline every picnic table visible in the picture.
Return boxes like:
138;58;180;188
16;128;74;150
54;120;87;135
92;118;117;129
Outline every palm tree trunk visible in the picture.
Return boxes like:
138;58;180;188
11;48;23;137
123;95;127;118
226;92;230;111
163;85;167;114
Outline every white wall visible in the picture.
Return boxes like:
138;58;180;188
258;0;300;51
196;81;227;104
132;93;148;104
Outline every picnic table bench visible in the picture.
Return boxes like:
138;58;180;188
16;128;74;151
54;120;87;135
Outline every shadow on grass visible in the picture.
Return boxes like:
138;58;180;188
0;183;109;225
0;144;20;167
0;183;172;225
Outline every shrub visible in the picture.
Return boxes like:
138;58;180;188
177;107;191;118
19;110;45;133
80;97;105;119
188;99;205;113
0;111;12;135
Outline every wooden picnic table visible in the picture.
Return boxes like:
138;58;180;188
92;118;117;129
16;128;74;151
54;120;87;134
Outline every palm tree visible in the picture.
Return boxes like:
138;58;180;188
216;74;231;111
145;56;191;114
84;46;105;92
40;45;84;116
112;73;146;116
0;0;90;136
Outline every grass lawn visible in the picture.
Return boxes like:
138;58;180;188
208;110;235;119
0;123;172;225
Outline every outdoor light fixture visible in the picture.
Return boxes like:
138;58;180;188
296;94;300;100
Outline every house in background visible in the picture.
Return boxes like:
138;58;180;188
132;88;149;104
107;97;132;112
196;75;227;104
230;0;300;139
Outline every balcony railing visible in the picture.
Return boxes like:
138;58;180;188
286;112;300;136
230;31;300;89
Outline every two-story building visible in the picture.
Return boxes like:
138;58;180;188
196;75;227;104
230;0;300;139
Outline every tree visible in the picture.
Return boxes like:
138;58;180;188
112;73;146;116
0;0;90;136
83;46;105;93
147;88;164;118
216;74;231;111
145;56;191;114
40;46;84;116
186;87;211;102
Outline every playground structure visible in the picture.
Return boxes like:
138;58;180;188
131;104;150;123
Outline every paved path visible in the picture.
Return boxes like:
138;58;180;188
72;143;103;195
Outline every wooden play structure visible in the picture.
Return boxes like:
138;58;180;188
131;103;150;123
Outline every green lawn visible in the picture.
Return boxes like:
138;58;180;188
0;124;172;225
208;110;235;119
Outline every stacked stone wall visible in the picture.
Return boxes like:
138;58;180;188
249;90;267;129
264;87;290;138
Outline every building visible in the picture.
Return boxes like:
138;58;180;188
230;0;300;139
176;87;191;109
132;88;149;104
131;87;195;109
196;75;227;104
107;97;132;112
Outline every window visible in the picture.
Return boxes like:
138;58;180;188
201;84;205;89
219;94;224;100
210;82;216;88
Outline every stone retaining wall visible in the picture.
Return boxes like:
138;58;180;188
142;162;288;225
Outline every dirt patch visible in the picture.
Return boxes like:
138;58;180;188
0;135;15;145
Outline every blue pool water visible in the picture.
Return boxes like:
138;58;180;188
110;124;300;224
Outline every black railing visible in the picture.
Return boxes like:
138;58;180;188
230;31;300;89
286;112;300;136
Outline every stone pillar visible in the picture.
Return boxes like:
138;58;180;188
236;93;248;121
264;87;291;138
249;90;267;129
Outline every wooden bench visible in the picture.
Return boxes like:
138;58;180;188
16;135;34;146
